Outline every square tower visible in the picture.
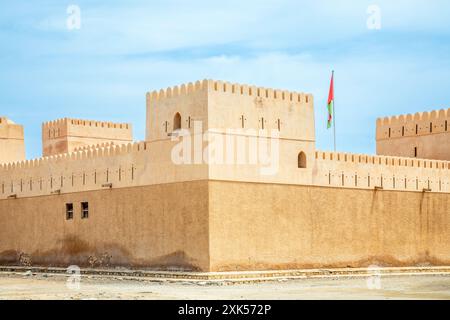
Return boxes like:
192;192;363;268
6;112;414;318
146;80;315;143
146;80;316;185
0;116;26;164
376;108;450;160
42;118;133;156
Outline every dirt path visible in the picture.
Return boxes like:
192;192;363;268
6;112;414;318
1;272;450;300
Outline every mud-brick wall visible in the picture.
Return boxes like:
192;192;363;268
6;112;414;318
208;181;450;271
0;181;210;271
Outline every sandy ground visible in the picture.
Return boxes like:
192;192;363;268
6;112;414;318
0;272;450;300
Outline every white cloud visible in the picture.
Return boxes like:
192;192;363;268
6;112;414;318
1;0;450;159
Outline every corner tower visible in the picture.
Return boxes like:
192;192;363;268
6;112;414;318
0;116;26;164
42;118;133;156
376;108;450;160
146;79;316;185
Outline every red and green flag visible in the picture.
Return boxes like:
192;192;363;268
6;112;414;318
327;72;334;129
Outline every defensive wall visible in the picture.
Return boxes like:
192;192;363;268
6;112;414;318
376;108;450;160
2;141;449;201
0;141;208;200
208;180;450;271
313;151;450;193
42;118;133;157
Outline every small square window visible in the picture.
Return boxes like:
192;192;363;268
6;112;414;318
66;203;73;220
81;202;89;219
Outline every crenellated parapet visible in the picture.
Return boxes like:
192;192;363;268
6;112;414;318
314;150;450;193
43;118;131;139
0;141;154;200
315;150;450;170
208;79;312;104
146;79;312;104
73;141;117;152
42;118;133;157
146;80;208;101
146;79;314;143
376;108;450;140
0;141;147;172
376;108;450;161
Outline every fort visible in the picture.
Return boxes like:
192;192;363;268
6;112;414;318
0;79;449;272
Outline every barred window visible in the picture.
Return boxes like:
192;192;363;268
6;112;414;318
81;202;89;219
66;203;73;220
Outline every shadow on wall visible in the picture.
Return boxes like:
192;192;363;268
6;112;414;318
0;235;203;271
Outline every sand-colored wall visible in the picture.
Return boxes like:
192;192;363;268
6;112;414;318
0;141;209;200
146;79;316;186
313;151;450;193
206;80;314;141
376;108;450;160
2;179;449;272
208;181;450;271
146;80;208;142
206;80;316;185
2;140;449;202
0;181;210;271
42;118;133;157
0;117;26;165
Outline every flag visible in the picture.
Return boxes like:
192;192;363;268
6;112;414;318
327;72;334;129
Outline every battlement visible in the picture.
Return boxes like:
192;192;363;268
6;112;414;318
314;150;450;193
208;79;312;104
43;118;131;130
376;108;450;140
42;118;133;157
0;140;166;201
377;108;449;126
147;79;312;103
147;80;208;101
376;108;450;161
146;80;314;142
0;141;146;172
73;141;117;152
315;150;450;170
42;118;132;139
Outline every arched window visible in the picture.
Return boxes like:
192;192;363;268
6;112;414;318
173;113;181;131
298;152;307;168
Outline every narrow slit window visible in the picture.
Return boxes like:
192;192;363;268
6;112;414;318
414;147;418;158
66;203;74;220
81;202;89;219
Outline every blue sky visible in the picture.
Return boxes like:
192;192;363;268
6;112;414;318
1;0;449;159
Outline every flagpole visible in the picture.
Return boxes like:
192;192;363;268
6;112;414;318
332;70;336;152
